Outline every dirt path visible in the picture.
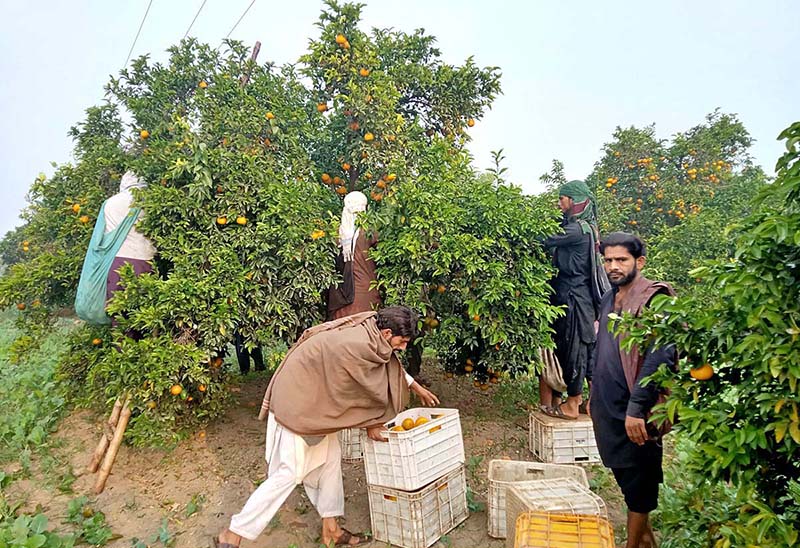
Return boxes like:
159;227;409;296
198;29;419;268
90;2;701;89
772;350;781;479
5;367;625;547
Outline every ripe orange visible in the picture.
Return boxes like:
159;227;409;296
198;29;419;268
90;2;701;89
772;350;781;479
390;425;405;432
187;396;194;402
349;121;360;131
199;80;208;89
387;134;396;142
71;203;81;214
265;112;275;120
690;363;714;381
31;299;40;307
321;173;332;184
216;216;228;225
335;34;347;44
359;68;370;77
401;418;415;431
464;365;474;373
236;216;247;225
317;103;328;112
140;129;149;139
364;132;375;142
467;118;475;127
490;377;499;384
480;383;490;391
92;338;102;346
333;176;342;185
198;384;206;392
376;180;386;189
414;416;429;427
263;138;271;147
311;229;326;240
22;246;29;252
472;314;480;322
386;173;397;182
16;303;26;311
473;380;481;387
212;357;223;367
336;187;348;195
466;358;474;366
216;185;224;194
170;385;183;396
437;285;446;294
342;162;351;171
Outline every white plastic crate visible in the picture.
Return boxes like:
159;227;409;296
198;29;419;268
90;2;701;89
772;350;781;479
338;427;364;462
368;465;468;548
528;412;600;464
505;479;608;548
487;459;589;539
363;408;464;491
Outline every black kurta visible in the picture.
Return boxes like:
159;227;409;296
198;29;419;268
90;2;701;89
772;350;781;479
590;288;674;468
544;219;597;396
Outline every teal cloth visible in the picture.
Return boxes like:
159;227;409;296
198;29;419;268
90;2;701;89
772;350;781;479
74;202;141;325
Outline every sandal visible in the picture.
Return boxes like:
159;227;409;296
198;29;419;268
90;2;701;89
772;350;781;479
210;536;238;548
332;528;372;546
543;403;578;421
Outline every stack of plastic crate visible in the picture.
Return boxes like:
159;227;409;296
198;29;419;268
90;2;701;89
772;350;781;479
528;411;600;464
362;408;468;548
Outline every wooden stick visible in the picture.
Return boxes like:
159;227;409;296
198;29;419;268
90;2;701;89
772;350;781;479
88;398;124;473
93;399;131;494
239;40;261;86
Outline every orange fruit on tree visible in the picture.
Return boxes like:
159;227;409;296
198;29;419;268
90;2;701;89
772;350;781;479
349;121;360;131
364;132;375;142
342;40;350;50
437;284;446;293
333;176;342;185
170;384;183;396
359;68;370;77
216;216;228;225
79;215;90;224
16;303;26;311
199;80;208;89
311;229;326;240
473;380;481;387
22;246;29;252
212;357;223;367
92;338;102;346
263;138;271;147
265;112;275;120
336;186;348;195
466;358;474;366
321;173;332;184
472;314;480;322
236;216;247;225
198;384;206;392
467;118;475;127
480;383;490;391
464;365;473;373
139;129;149;139
342;162;351;171
187;396;194;402
414;416;429;427
386;173;397;182
317;103;328;112
401;418;415;431
335;34;347;44
31;299;40;307
690;363;714;381
71;203;81;214
376;180;386;189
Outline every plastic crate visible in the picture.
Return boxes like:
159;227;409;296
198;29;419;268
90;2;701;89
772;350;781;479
528;412;600;464
338;427;364;462
505;480;608;548
368;465;468;548
487;459;589;539
363;408;464;491
511;511;615;548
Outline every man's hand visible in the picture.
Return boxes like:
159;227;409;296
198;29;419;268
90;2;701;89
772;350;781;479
366;425;388;442
410;381;440;407
625;415;648;446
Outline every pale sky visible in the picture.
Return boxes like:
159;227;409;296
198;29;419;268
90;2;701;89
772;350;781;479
1;1;797;238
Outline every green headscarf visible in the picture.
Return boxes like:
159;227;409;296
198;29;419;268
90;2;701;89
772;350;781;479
558;180;597;234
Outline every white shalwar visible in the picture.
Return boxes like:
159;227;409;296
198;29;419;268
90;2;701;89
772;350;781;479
229;413;344;540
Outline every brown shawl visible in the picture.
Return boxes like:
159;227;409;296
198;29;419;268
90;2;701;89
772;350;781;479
616;274;676;392
258;312;409;436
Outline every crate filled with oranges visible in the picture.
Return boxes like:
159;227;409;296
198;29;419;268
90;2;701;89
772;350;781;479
363;408;465;491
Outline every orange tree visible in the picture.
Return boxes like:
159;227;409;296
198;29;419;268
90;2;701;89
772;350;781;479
618;122;800;546
0;2;561;443
589;110;768;292
369;149;561;383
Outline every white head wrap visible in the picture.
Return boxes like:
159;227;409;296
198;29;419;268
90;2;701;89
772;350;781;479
339;191;368;262
119;171;147;193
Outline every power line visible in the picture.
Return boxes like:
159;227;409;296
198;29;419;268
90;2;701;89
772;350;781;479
124;0;155;68
223;0;256;40
183;0;208;40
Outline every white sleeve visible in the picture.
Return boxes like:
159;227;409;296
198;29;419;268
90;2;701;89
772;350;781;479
405;371;415;387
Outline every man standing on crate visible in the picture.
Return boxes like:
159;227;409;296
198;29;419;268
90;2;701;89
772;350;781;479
212;306;439;548
589;232;676;548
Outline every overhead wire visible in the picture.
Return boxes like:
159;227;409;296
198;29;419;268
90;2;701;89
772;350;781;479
124;0;155;68
183;0;209;40
223;0;256;41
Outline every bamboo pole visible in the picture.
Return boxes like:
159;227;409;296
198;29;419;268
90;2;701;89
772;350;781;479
93;399;131;494
88;398;124;473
